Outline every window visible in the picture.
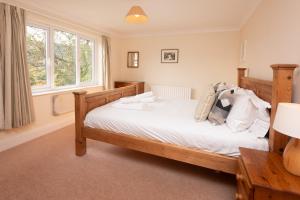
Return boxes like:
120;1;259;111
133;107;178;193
26;26;48;88
80;38;94;83
54;30;76;87
26;24;98;93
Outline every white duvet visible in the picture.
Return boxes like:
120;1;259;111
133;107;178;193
84;98;269;157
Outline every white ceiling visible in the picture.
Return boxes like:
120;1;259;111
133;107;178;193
11;0;262;37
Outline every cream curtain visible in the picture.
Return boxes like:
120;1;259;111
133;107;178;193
102;35;111;90
0;3;35;130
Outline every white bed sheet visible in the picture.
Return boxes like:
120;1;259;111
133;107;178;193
84;99;269;157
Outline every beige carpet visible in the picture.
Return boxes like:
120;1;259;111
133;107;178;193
0;125;236;200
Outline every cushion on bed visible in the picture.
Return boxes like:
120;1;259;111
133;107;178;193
194;85;216;121
213;82;228;92
208;88;235;125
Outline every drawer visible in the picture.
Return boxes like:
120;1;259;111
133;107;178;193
236;181;249;200
114;81;145;94
237;158;252;191
114;82;131;88
236;158;253;200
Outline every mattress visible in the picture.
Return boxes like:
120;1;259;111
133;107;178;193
84;98;269;157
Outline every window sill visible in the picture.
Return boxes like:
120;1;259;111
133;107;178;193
32;85;103;97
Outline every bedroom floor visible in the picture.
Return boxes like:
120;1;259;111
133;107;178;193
0;125;236;200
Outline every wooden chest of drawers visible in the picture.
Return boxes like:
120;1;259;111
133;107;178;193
114;81;145;94
237;148;300;200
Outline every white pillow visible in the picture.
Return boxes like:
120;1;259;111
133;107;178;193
226;88;271;137
248;110;270;138
247;99;270;138
226;94;258;132
245;90;271;109
244;89;271;137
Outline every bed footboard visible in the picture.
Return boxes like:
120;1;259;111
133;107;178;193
73;85;138;156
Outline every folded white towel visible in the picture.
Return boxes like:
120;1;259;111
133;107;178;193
119;91;157;104
112;102;148;110
139;96;157;103
135;91;154;99
119;97;140;104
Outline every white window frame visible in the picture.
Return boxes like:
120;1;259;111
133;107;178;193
26;22;99;94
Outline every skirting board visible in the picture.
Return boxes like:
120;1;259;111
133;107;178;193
0;116;74;152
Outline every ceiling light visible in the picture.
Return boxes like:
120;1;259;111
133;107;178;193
126;6;148;24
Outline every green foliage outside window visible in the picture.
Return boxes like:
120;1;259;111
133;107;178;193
80;39;93;83
26;26;94;88
54;30;76;87
26;26;47;87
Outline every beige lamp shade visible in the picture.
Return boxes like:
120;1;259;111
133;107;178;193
273;103;300;138
126;6;148;24
273;103;300;176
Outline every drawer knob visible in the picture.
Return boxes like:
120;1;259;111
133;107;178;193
235;193;243;200
236;173;244;181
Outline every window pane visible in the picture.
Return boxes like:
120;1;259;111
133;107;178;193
80;38;94;83
54;30;76;87
26;26;47;87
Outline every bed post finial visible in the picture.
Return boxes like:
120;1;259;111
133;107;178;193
73;90;88;156
269;64;298;154
237;68;247;87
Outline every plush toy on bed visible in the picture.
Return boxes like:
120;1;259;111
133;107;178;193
208;83;236;125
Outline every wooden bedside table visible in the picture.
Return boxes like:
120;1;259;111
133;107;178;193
237;148;300;200
114;81;145;94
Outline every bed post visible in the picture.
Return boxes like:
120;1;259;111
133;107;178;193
73;90;88;156
269;64;298;154
237;68;247;87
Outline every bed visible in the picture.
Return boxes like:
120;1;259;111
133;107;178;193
85;98;269;157
73;64;297;174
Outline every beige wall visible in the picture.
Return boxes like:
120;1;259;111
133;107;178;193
119;32;240;99
240;0;300;102
32;87;103;126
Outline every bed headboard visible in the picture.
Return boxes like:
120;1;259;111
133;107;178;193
238;64;298;154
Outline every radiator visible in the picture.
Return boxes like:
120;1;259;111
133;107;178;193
52;92;74;116
151;85;191;100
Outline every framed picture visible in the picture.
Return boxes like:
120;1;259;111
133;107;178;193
127;51;139;68
161;49;179;63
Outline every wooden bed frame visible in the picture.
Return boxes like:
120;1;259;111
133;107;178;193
73;64;297;174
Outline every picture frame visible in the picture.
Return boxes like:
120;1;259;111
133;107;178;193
161;49;179;63
127;51;139;68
